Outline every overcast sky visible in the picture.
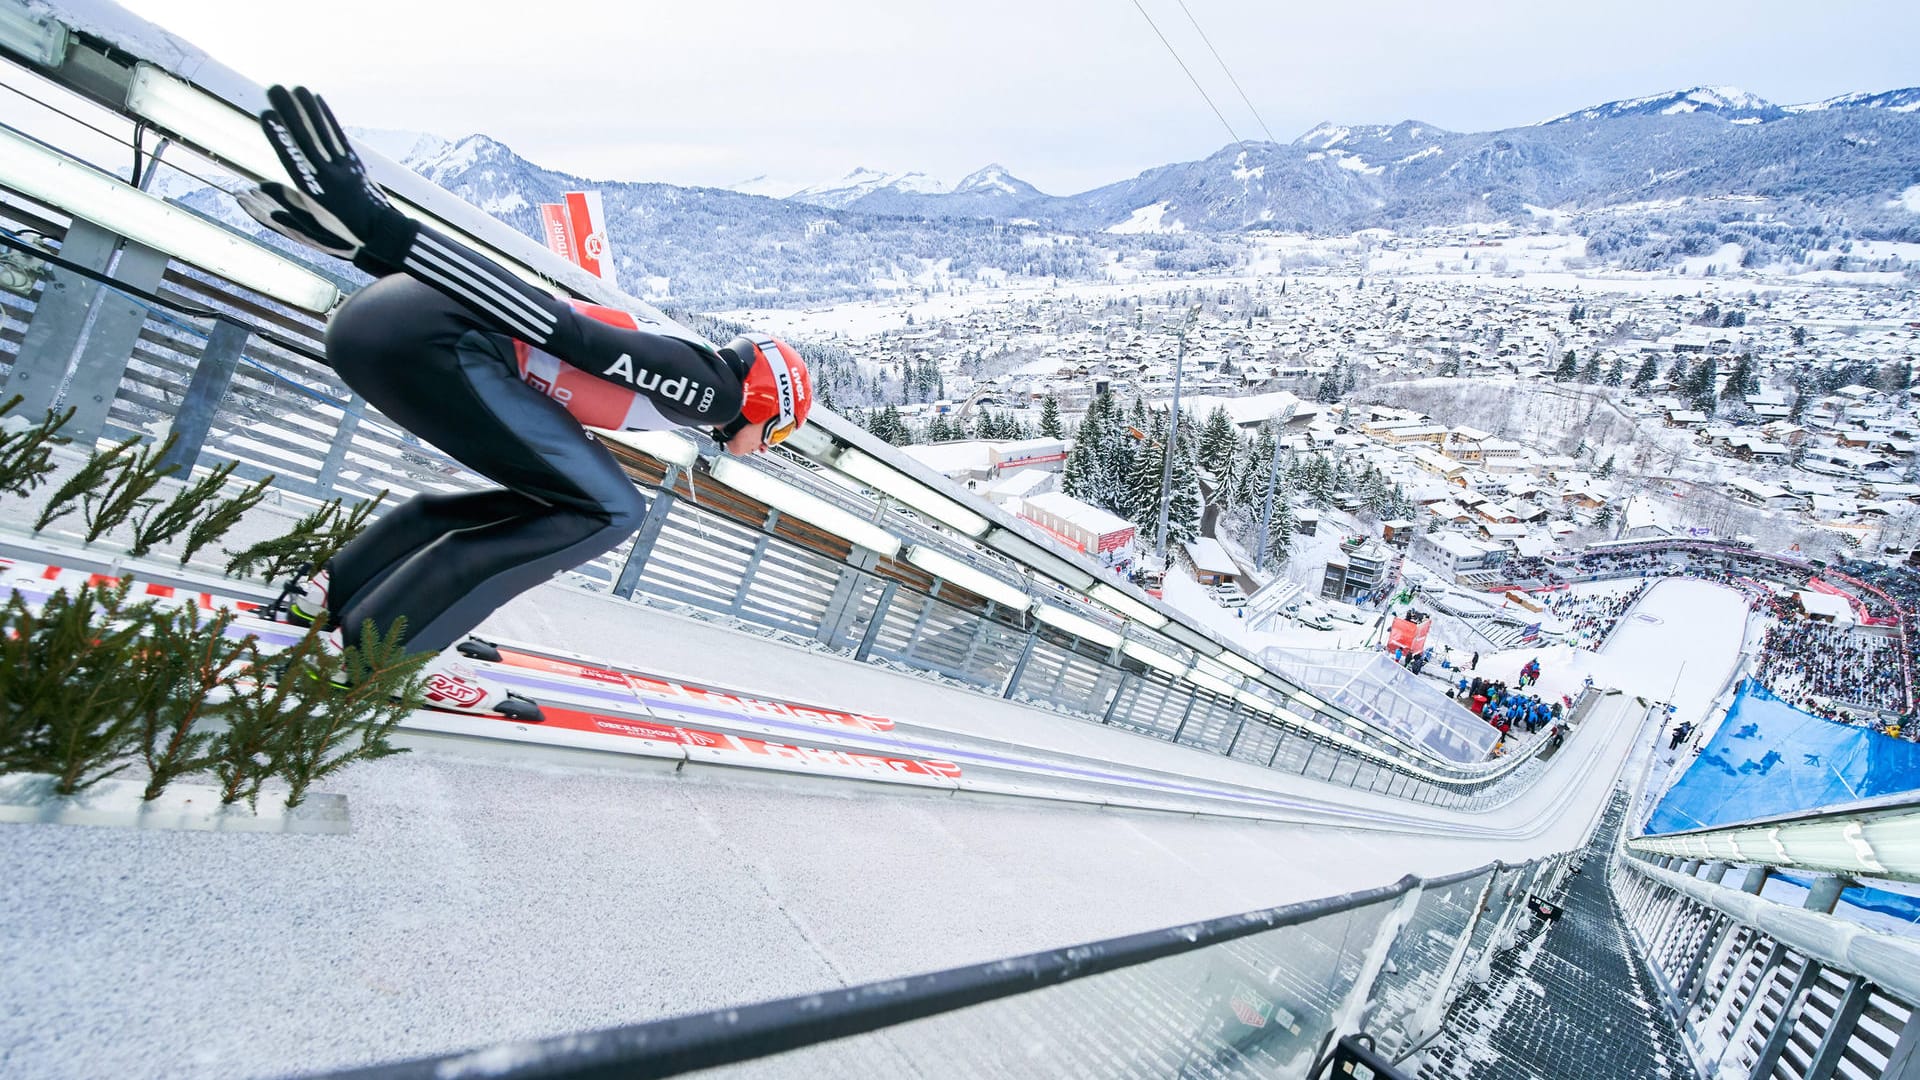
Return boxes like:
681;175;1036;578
118;0;1920;197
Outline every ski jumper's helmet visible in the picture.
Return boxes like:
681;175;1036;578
720;334;812;446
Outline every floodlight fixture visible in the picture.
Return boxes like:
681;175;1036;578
0;125;338;312
1033;603;1123;649
1121;639;1188;678
1090;582;1168;629
1219;650;1264;678
836;448;991;537
0;0;71;66
904;545;1032;612
708;456;901;558
593;428;697;469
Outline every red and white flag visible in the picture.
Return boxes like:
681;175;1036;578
538;190;618;288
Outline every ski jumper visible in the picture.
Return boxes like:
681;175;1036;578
232;84;757;658
321;259;743;656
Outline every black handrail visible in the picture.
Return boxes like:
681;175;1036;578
308;860;1538;1080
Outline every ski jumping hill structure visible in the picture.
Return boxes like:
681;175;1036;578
1;4;1918;1078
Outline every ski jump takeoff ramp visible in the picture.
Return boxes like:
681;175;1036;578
2;547;1650;1080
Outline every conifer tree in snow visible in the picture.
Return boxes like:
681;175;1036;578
1090;401;1138;515
1039;395;1063;439
1553;350;1579;381
1198;406;1237;477
1125;411;1169;527
1689;357;1719;415
1262;495;1296;568
1234;428;1276;511
1632;355;1659;391
1162;426;1203;548
1605;359;1626;387
1362;468;1394;518
1579;354;1602;383
1062;411;1099;502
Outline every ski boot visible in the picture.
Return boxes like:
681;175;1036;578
456;636;503;663
264;563;330;629
418;650;544;722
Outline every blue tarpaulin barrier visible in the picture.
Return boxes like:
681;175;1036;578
1646;679;1920;835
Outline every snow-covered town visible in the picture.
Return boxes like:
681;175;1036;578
716;247;1920;743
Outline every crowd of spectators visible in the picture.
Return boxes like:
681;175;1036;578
1756;620;1905;718
1481;540;1920;740
1541;583;1649;647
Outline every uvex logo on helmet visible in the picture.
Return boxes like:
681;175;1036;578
732;335;813;441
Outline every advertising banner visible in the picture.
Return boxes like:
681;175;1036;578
537;190;617;287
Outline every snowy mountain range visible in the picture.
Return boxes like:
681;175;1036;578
187;84;1920;306
714;84;1920;234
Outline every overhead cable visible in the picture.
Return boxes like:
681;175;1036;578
1126;0;1244;148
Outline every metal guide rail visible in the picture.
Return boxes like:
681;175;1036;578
303;856;1572;1080
1;548;1557;834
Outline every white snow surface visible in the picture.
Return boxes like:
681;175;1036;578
1894;184;1920;214
0;573;1656;1079
1106;201;1185;234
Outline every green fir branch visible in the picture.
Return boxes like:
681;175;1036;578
33;434;138;534
223;497;343;581
0;398;73;498
136;604;254;801
131;459;238;558
80;434;179;543
273;617;422;808
0;582;162;794
179;473;272;567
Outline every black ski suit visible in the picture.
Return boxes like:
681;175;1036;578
320;238;744;656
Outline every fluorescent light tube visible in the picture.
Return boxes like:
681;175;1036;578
0;1;71;65
1161;619;1223;657
837;448;990;537
1122;639;1188;678
125;64;553;291
593;428;697;469
0;125;339;312
1033;603;1123;649
984;526;1099;592
1235;688;1279;714
1193;656;1238;683
1185;668;1238;698
1219;651;1264;678
904;545;1031;611
708;456;901;558
126;64;277;178
1090;582;1168;628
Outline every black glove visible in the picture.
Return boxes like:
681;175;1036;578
256;85;415;266
235;181;360;260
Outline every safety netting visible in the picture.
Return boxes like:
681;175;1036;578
1646;678;1920;834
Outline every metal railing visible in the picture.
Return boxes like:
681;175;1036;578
306;854;1573;1079
609;481;1587;807
1613;854;1920;1079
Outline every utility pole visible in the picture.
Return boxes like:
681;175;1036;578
1153;307;1199;565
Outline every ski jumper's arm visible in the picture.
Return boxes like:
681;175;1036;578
247;86;743;429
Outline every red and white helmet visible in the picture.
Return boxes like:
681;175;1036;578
729;334;813;445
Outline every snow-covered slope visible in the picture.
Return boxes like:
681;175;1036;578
789;167;949;209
